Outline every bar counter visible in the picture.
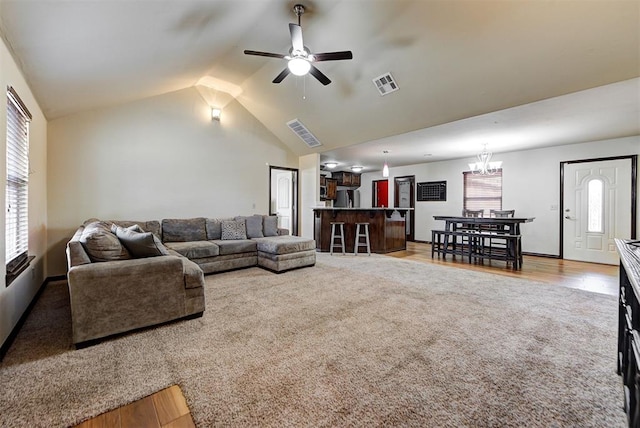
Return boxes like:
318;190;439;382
313;208;411;253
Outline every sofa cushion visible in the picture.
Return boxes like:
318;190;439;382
236;215;264;239
111;220;162;239
162;218;206;242
212;239;257;255
164;241;219;259
79;221;131;262
221;220;247;240
112;225;169;258
205;218;234;240
263;215;279;237
252;236;316;255
181;258;205;289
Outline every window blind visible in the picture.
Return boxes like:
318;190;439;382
463;170;502;216
6;87;31;271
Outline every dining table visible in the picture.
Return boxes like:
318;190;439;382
432;215;535;268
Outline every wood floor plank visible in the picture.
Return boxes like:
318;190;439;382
152;385;190;426
119;395;160;428
162;413;196;428
75;409;120;428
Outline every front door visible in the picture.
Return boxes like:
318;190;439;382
562;158;633;264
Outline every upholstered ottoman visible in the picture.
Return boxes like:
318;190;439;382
253;236;316;273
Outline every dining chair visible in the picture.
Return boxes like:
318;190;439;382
462;209;484;218
490;209;515;218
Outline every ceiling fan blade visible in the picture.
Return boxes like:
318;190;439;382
244;50;286;59
289;23;304;52
312;51;353;62
272;68;291;84
309;65;331;86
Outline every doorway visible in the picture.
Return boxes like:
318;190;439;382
394;175;415;241
269;166;299;236
560;156;637;264
372;179;389;207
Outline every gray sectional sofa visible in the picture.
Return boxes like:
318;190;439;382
65;215;315;345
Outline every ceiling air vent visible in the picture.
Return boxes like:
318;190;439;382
287;119;322;148
372;72;399;96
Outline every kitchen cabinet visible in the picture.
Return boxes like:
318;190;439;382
326;178;337;199
333;171;360;187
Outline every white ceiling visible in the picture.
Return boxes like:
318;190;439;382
1;0;639;170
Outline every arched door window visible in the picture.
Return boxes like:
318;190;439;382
587;179;604;233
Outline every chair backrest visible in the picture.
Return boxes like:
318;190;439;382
490;209;515;218
462;209;484;218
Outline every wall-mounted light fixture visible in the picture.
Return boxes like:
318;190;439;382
211;108;222;121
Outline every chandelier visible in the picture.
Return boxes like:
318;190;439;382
468;144;502;175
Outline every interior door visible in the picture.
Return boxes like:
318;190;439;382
269;166;298;235
395;176;415;241
373;180;389;207
563;159;632;264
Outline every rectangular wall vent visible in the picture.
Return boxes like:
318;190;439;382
286;119;322;148
372;72;399;96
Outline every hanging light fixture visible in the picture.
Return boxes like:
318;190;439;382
468;144;502;175
382;150;390;178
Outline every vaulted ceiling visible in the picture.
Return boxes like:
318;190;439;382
1;0;638;171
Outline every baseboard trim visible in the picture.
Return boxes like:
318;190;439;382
522;252;559;259
0;275;64;361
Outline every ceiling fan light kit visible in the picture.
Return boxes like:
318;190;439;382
244;4;353;86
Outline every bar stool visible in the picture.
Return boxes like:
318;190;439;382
330;222;345;255
354;222;371;256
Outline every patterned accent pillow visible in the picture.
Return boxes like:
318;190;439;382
221;220;247;240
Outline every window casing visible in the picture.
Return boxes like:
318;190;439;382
463;170;502;216
6;87;31;276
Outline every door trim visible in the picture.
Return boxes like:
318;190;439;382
394;175;415;241
559;155;637;259
269;166;299;236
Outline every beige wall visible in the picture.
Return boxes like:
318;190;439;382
298;153;320;239
47;87;297;276
0;36;48;349
358;136;640;256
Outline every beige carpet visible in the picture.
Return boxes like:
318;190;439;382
0;253;626;427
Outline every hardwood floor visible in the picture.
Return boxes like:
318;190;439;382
75;243;618;427
390;241;618;296
74;385;194;428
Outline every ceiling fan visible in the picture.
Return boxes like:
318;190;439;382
244;4;353;86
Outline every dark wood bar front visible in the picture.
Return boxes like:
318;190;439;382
313;208;410;253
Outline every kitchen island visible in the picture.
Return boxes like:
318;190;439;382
313;208;411;253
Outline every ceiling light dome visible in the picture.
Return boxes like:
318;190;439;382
288;58;311;76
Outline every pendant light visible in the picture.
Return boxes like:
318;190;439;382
382;150;390;178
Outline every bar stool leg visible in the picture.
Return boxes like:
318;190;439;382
330;223;336;256
340;224;345;254
354;223;371;256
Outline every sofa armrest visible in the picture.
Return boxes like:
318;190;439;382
67;256;187;343
277;228;289;236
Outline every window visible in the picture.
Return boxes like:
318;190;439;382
6;86;31;279
587;179;604;233
463;170;502;216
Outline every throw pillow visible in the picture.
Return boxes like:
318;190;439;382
221;220;247;240
79;221;131;262
236;215;264;239
113;225;169;258
205;218;233;240
263;215;279;236
111;223;144;234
